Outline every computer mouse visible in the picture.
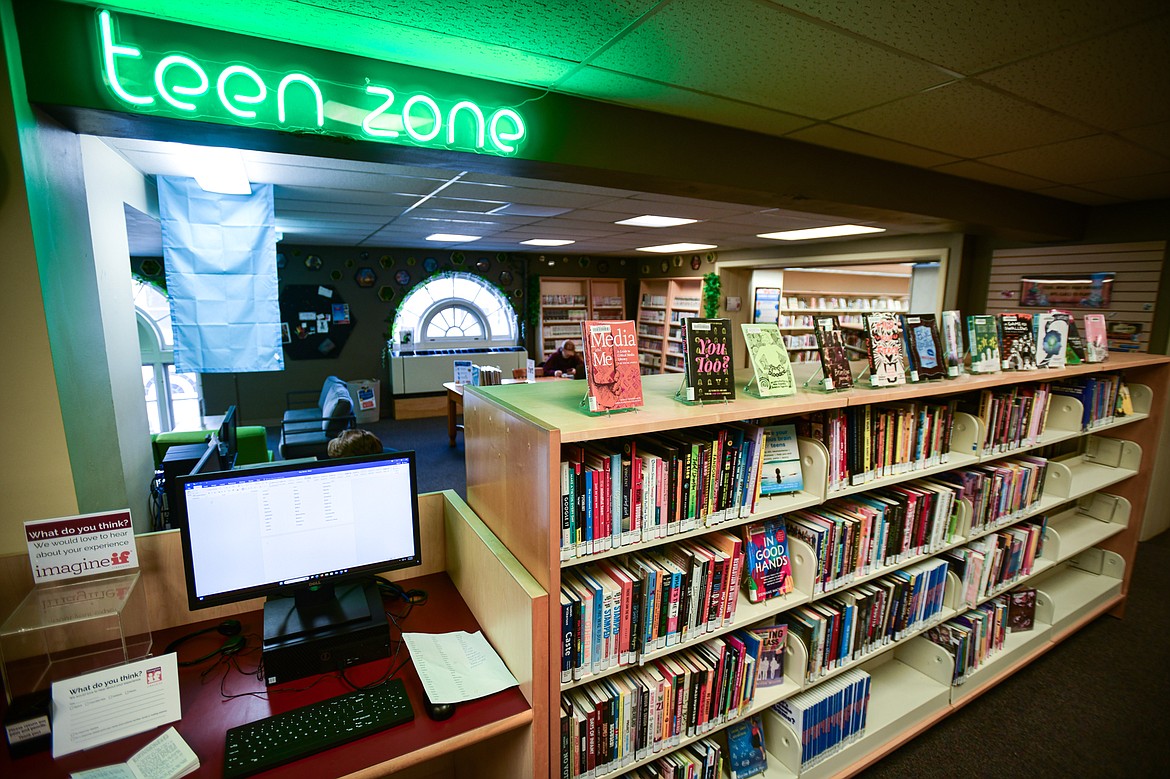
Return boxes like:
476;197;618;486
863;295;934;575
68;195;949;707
423;692;455;721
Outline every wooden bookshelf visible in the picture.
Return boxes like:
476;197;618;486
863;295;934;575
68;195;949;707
539;279;626;362
463;353;1169;778
636;278;702;374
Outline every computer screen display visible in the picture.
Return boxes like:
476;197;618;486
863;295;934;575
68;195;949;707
177;451;421;610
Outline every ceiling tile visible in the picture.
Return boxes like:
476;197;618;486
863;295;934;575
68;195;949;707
930;161;1059;191
556;67;814;136
787;123;960;167
273;185;420;207
978;16;1170;130
1078;170;1170;200
1119;122;1170;157
438;181;615;209
1032;185;1127;206
589;0;951;120
837;80;1094;158
980;134;1170;185
772;0;1168;74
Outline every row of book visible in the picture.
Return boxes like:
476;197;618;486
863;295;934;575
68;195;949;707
785;558;950;682
546;308;589;322
770;668;872;771
559;631;763;778
965;384;1053;454
558;424;802;560
924;586;1037;685
615;739;722;779
1053;375;1132;430
560;531;745;682
641;294;668;307
947;456;1048;537
795;400;957;492
945;518;1046;608
545;294;588;305
786;479;963;596
971;310;1109;373
783;296;903;311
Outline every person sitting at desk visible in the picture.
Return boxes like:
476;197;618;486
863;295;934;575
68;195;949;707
543;339;584;378
327;428;384;458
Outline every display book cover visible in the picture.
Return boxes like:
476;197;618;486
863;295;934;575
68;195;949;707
1034;311;1070;369
812;315;853;390
758;423;803;497
997;312;1036;370
682;317;736;401
1007;587;1037;631
901;313;946;381
1083;313;1109;363
1064;314;1087;364
726;713;768;779
863;311;907;387
740;322;796;397
581;320;643;412
740;517;794;603
940;310;964;377
966;314;1001;374
754;624;788;688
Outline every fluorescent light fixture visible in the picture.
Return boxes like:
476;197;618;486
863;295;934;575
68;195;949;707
636;242;717;254
520;239;575;247
426;233;481;242
190;146;251;195
616;215;698;228
757;224;885;241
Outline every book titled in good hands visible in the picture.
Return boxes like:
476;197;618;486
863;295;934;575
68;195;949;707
741;518;795;603
741;322;795;397
682;317;736;401
812;315;853;390
582;320;643;412
758;424;803;496
863;312;907;386
726;714;768;779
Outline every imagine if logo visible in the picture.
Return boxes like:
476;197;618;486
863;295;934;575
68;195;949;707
111;551;131;565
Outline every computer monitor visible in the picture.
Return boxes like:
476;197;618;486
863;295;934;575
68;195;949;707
176;451;421;681
217;405;238;468
190;436;226;477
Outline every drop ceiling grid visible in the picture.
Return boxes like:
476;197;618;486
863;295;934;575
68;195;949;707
980;134;1170;186
587;0;955;120
785;124;961;168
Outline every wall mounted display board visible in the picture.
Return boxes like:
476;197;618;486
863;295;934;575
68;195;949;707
279;284;355;360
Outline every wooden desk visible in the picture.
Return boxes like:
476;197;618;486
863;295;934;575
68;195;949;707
444;379;563;447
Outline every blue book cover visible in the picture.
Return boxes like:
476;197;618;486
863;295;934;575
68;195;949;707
726;714;768;779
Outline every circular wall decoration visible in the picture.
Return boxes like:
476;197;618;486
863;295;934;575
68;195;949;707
690;256;702;270
395;269;411;286
305;255;323;271
672;255;683;268
496;252;508;262
355;268;376;288
451;251;465;265
406;256;417;266
139;258;162;277
498;270;513;285
424;257;439;273
597;260;610;273
706;252;717;263
512;288;523;299
641;264;650;274
378;285;395;302
345;259;355;268
379;254;394;269
577;257;590;268
330;270;343;281
660;260;670;274
475;258;490;272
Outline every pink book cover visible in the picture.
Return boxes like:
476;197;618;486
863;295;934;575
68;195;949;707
583;320;644;412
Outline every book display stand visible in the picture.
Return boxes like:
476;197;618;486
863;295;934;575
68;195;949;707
674;379;732;405
799;364;849;393
578;392;637;416
463;353;1168;779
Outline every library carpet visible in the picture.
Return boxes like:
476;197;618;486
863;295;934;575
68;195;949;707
280;415;1170;777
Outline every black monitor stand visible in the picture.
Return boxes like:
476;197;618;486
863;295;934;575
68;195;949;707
261;578;390;686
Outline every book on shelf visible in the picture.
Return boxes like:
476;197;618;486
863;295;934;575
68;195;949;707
1065;316;1087;365
752;624;788;688
966;314;1000;374
681;318;736;401
863;312;907;386
582;320;644;412
769;669;871;770
940;309;964;377
997;313;1036;370
741;517;794;603
726;714;768;779
757;423;803;496
1083;313;1108;362
812;315;853;390
1008;587;1037;631
1034;311;1070;369
71;727;199;779
740;322;796;397
902;313;946;381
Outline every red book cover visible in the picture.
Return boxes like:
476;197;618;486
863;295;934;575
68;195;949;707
583;320;644;412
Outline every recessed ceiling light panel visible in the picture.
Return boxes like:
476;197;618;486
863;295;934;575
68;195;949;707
616;215;699;228
635;242;717;253
757;224;885;241
426;233;481;242
520;239;575;246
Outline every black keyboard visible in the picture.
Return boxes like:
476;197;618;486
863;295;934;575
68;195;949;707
223;678;414;778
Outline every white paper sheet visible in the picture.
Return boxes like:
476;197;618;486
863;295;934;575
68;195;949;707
402;630;518;705
52;654;182;758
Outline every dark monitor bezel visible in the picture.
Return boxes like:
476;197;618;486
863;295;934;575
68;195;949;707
218;405;238;467
175;450;422;612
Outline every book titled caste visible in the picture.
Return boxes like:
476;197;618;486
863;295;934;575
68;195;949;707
582;320;643;412
683;318;736;401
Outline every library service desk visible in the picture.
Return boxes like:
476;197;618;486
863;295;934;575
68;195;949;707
0;491;548;779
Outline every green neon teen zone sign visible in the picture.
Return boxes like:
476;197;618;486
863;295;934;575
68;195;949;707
96;9;527;155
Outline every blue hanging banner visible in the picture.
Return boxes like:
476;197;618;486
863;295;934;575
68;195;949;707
159;177;283;373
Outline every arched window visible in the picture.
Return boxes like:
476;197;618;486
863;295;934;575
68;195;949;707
392;272;518;349
132;279;204;433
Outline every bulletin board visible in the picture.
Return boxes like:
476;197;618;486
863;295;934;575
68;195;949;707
279;284;356;360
